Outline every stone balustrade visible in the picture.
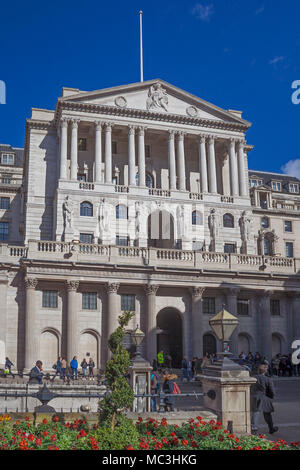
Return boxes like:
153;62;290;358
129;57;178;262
79;182;94;190
1;240;298;275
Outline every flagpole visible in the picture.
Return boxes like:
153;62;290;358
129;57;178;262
139;11;144;82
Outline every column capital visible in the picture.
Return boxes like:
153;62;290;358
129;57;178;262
106;282;120;294
191;286;205;299
137;126;147;135
60;118;69;128
70;119;80;128
25;277;38;289
228;137;238;145
176;130;185;139
104;122;115;130
257;289;274;298
168;129;175;139
94;120;103;129
225;286;240;297
199;134;207;144
145;284;159;296
128;125;137;135
67;280;79;292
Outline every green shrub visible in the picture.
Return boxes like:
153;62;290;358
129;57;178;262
95;416;139;450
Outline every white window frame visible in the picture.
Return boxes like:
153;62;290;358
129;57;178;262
271;181;281;192
289;183;299;193
1;153;14;165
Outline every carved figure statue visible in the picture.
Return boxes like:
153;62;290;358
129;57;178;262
63;196;73;230
209;208;219;241
146;83;168;112
240;211;252;242
99;198;110;235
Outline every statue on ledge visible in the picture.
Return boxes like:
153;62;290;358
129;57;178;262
146;83;168;112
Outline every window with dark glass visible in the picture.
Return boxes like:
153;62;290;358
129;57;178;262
77;174;86;182
261;217;269;229
112;141;117;154
224;243;236;253
121;294;135;312
270;299;280;316
192;210;203;225
80;201;93;217
285;242;293;258
2;175;11;184
82;292;97;310
116;204;128;219
145;145;151;159
284;220;292;232
0;222;9;241
203;297;215;315
237;299;249;316
223;213;234;228
78;138;87;151
1;154;14;165
42;291;58;308
264;237;271;255
0;197;10;210
80;233;93;244
116;236;129;246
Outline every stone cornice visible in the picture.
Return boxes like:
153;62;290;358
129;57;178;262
54;100;249;133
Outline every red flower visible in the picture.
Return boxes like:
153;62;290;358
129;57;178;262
181;439;188;447
43;431;48;437
42;418;48;425
35;438;42;446
53;416;59;422
25;417;30;421
126;445;134;450
50;434;56;442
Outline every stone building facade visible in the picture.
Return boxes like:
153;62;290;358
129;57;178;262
0;79;300;370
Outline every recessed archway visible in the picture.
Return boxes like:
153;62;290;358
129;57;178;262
272;333;283;357
238;333;252;355
79;330;100;368
156;308;182;368
40;329;60;369
203;333;217;356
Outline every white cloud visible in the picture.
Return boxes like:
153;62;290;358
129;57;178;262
191;3;214;22
281;159;300;179
269;56;285;67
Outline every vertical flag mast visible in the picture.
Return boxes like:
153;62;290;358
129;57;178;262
139;11;144;82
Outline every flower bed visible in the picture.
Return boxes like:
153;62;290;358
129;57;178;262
0;414;299;450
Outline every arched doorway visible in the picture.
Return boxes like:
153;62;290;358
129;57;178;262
147;210;175;249
272;333;282;357
238;333;251;355
79;331;99;368
156;308;182;368
203;333;217;356
40;330;59;369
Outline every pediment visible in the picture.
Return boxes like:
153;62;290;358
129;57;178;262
60;79;251;127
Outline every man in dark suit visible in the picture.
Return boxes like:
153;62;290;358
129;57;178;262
28;360;44;384
251;364;278;435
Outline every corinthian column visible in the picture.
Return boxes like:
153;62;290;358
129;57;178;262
67;280;79;362
145;285;159;362
258;291;273;361
177;132;186;191
228;138;239;196
168;130;176;190
199;135;208;193
59;119;68;179
106;283;120;359
191;287;205;358
70;120;79;181
104;123;113;183
25;277;38;370
207;136;217;194
237;140;248;197
292;294;300;341
225;287;239;356
128;126;136;186
95;121;102;183
137;127;146;186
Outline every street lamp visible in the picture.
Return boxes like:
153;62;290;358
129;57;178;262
129;325;152;412
209;305;239;356
131;325;145;361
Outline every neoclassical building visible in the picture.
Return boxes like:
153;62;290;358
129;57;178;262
0;79;300;370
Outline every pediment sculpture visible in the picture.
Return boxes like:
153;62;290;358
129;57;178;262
146;83;168;112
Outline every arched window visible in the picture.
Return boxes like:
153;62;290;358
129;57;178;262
80;201;93;217
264;237;272;255
136;172;154;188
116;204;128;219
192;210;202;225
223;213;234;228
261;217;269;229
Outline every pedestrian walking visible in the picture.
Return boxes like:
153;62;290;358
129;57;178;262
162;371;178;412
251;364;278;435
28;360;43;384
157;350;164;369
152;358;158;371
81;358;88;380
150;371;158;412
180;357;190;382
70;356;78;380
88;357;95;379
4;357;14;378
51;356;63;381
61;358;67;381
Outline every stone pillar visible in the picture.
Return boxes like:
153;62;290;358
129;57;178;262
225;287;239;356
258;290;272;361
292;294;300;341
137;127;146;187
168;130;176;190
199;135;208;193
145;285;159;363
25;277;38;370
191;287;205;358
104;123;112;184
237;140;247;197
128;125;136;186
106;283;120;359
95;121;102;183
0;281;7;367
228;138;239;197
67;280;79;362
207;136;217;194
177;132;186;191
59;119;68;180
70;120;79;181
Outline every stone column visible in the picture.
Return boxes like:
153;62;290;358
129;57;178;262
228;138;239;197
177;132;186;191
237;140;248;197
25;277;38;370
199;135;208;193
191;287;205;358
207;136;217;194
137;127;146;186
168;130;176;190
258;290;273;361
145;285;159;363
104;123;112;183
67;280;79;362
292;294;300;341
59;119;68;180
95;121;102;183
128;125;136;186
70;120;79;181
0;281;7;367
106;283;120;359
226;287;239;356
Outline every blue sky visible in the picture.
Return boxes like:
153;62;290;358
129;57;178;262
1;0;300;175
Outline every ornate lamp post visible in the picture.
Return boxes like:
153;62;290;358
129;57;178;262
129;325;152;413
209;305;239;356
131;325;145;361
